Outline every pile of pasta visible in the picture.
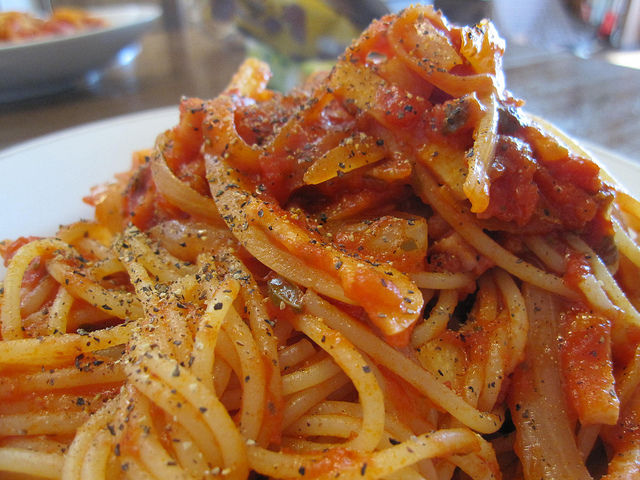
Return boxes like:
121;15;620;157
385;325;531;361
2;5;640;479
0;8;106;43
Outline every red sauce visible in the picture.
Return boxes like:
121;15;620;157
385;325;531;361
523;124;604;231
563;252;591;293
296;447;367;478
165;99;207;170
0;236;40;266
379;365;438;426
0;237;53;306
478;136;537;226
232;93;356;204
123;159;190;231
559;308;619;425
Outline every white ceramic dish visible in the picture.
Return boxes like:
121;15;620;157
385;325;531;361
0;106;178;243
0;106;638;274
0;3;162;102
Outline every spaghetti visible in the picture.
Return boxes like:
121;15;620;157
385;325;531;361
1;5;640;479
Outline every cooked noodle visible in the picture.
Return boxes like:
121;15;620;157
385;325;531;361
2;5;640;479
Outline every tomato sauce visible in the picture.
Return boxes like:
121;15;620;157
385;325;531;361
477;136;537;226
559;308;619;425
294;447;367;478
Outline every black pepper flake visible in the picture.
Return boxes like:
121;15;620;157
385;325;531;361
172;365;180;377
389;438;401;445
362;365;371;373
213;302;224;310
75;354;85;369
299;466;306;476
361;463;367;475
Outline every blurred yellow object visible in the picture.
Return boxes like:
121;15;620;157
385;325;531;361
212;0;389;59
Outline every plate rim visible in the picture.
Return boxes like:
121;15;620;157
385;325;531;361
0;106;179;251
0;105;177;159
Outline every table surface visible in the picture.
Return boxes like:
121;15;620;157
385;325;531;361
1;20;639;165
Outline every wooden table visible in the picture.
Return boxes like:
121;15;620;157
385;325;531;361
504;44;640;162
0;25;246;150
1;22;639;164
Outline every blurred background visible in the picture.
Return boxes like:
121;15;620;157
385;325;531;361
2;0;640;95
2;0;640;154
195;0;633;59
6;0;637;59
207;0;640;72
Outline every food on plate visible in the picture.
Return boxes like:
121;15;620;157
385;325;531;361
0;7;106;42
2;5;640;479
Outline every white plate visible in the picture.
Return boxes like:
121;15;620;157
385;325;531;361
0;106;638;274
0;3;162;102
0;106;178;243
